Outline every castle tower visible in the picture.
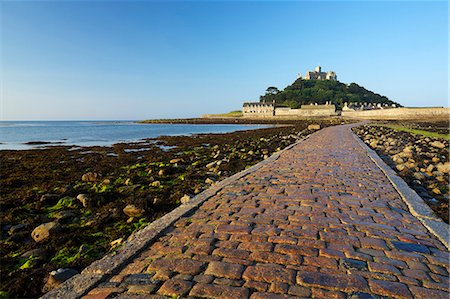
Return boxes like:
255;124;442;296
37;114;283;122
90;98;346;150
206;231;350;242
315;65;321;72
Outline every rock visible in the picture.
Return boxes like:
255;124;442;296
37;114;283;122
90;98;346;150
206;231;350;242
398;151;413;159
125;178;132;186
430;141;446;149
170;158;183;164
40;193;60;204
392;155;404;164
76;194;91;208
405;162;417;169
151;181;161;187
413;172;425;180
432;157;440;163
403;146;413;153
206;161;217;169
8;223;27;235
123;204;144;217
432;188;442;195
248;150;254;155
396;164;406;171
81;172;99;182
436;162;450;174
158;169;166;176
432;171;444;177
180;194;191;204
52;210;76;221
308;124;321;130
426;164;435;173
42;268;79;293
205;178;216;185
20;248;48;261
31;222;62;242
110;238;123;248
436;176;446;182
102;179;111;185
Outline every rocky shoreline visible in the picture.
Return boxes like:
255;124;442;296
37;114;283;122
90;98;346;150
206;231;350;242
0;119;347;298
353;121;449;223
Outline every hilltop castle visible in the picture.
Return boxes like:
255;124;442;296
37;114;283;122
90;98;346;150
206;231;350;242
299;65;337;81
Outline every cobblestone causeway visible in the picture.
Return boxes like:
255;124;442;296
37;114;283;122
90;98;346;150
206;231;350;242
83;124;449;299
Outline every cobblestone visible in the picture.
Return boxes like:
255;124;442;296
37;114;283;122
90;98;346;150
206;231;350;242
79;124;449;298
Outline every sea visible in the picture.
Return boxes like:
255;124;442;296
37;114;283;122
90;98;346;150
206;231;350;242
0;121;271;150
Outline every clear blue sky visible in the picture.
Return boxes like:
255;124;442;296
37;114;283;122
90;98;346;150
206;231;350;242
1;1;448;120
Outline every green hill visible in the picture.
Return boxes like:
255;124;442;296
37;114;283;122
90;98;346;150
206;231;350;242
259;79;401;109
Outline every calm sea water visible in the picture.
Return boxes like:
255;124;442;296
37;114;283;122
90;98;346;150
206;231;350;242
0;121;271;150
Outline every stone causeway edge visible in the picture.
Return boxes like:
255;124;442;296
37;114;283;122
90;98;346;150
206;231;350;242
352;131;450;250
41;132;313;299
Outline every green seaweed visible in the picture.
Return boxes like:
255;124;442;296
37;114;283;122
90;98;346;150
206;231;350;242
47;197;77;212
379;124;450;140
18;256;39;270
51;244;98;267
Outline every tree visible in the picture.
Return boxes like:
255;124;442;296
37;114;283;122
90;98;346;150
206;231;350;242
265;87;279;95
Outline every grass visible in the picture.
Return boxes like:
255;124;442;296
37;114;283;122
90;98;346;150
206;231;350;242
379;124;450;141
207;110;243;117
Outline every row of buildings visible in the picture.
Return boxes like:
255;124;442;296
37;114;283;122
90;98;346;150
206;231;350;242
242;101;337;118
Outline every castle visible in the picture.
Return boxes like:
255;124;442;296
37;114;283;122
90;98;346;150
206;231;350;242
299;65;337;81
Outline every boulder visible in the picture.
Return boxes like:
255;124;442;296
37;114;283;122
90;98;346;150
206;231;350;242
76;194;91;208
432;188;442;195
8;223;27;235
42;268;78;293
170;158;183;164
308;124;321;130
396;164;406;171
151;181;161;187
31;222;62;242
110;238;123;248
180;194;191;204
436;162;450;174
398;151;413;159
206;161;217;169
413;172;425;181
430;141;446;149
52;210;76;221
20;248;48;261
123;204;144;217
392;155;404;164
158;169;166;176
431;157;440;163
81;172;99;182
205;178;216;185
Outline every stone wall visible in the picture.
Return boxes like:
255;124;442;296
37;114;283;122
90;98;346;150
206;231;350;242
342;107;450;120
275;107;337;117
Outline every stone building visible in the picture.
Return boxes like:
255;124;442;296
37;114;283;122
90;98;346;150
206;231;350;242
243;101;336;118
300;65;337;81
242;101;275;117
